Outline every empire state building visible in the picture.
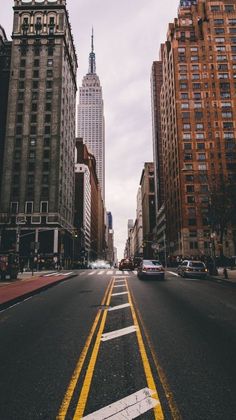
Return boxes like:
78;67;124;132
77;31;105;201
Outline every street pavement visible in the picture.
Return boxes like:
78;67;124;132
0;266;235;311
0;269;236;419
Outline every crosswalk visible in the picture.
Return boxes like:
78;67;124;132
87;270;137;276
43;270;137;278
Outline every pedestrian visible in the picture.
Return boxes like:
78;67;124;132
223;266;228;279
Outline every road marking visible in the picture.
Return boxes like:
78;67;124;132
130;291;182;420
126;279;164;419
82;388;159;419
79;271;86;276
57;279;113;420
107;270;113;274
98;271;105;275
115;270;123;274
123;270;129;275
88;271;96;275
43;272;58;277
113;284;126;288
61;272;73;276
73;280;114;419
167;271;179;276
108;303;131;311
111;291;128;296
101;325;137;342
114;279;126;283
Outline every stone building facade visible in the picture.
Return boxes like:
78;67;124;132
0;0;77;265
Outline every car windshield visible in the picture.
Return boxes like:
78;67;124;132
189;262;205;268
143;260;161;266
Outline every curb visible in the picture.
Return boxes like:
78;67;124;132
207;275;236;287
0;273;77;311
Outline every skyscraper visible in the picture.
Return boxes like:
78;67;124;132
0;0;77;261
77;30;105;201
159;0;236;258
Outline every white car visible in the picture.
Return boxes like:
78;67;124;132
137;260;165;280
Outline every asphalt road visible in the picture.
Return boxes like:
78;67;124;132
0;269;236;419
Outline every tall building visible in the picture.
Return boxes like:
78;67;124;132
160;0;236;258
0;26;11;199
77;30;105;200
75;138;105;261
151;58;166;258
140;163;156;258
0;0;77;264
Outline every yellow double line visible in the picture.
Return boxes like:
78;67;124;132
57;278;114;420
58;277;176;420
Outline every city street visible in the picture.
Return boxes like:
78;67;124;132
0;270;236;419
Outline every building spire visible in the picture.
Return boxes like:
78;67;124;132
88;27;96;74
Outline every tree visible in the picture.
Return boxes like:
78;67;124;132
208;177;236;258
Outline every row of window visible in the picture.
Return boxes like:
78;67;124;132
10;201;49;214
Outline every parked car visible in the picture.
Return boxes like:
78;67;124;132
137;259;165;280
119;258;134;271
177;260;208;278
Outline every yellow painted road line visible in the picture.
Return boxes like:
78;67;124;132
130;289;182;420
57;279;113;420
73;279;114;419
126;279;164;420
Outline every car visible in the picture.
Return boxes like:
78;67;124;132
177;260;208;278
118;258;134;271
137;259;165;280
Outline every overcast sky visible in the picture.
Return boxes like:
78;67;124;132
2;0;179;259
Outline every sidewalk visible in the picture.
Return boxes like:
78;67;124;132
0;270;77;310
209;267;236;285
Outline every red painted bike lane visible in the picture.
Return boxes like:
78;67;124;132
0;272;76;310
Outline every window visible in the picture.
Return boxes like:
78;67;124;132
188;219;196;226
33;70;39;78
183;133;191;140
215;38;225;43
25;202;33;214
19;81;25;89
197;143;205;150
186;185;194;192
198;153;206;160
32;80;38;89
183;123;191;130
187;196;195;204
30;138;36;147
47;59;53;67
222;111;232;118
10;202;18;213
211;5;220;11
226;5;234;12
40;201;48;213
198;164;207;170
181;103;189;109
